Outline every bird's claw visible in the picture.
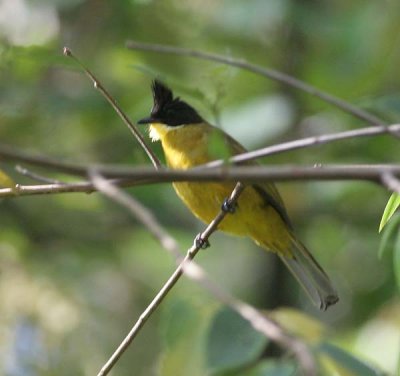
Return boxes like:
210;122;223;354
194;233;210;249
221;197;237;213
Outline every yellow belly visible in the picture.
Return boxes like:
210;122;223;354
172;181;291;253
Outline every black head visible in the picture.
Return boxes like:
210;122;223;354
138;80;204;126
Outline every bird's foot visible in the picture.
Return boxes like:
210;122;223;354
194;233;210;249
221;197;237;213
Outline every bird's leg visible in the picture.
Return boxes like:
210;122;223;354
221;197;237;214
194;233;210;249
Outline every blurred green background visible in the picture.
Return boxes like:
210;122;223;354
0;1;400;375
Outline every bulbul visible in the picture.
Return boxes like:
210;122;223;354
138;80;338;310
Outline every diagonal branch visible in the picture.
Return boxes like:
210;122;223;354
126;40;385;126
92;176;244;376
203;123;400;168
91;174;316;376
63;47;161;169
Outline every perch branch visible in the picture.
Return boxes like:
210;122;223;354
91;175;316;376
1;124;398;178
1;164;400;198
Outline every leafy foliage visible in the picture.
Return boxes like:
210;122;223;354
206;307;268;374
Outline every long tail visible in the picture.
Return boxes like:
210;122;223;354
279;236;339;311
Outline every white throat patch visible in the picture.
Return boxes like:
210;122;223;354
149;124;184;142
149;125;161;142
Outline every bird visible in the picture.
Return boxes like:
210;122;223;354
138;80;338;310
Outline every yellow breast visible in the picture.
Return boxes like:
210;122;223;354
149;123;212;169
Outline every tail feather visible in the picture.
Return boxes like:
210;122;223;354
280;237;338;311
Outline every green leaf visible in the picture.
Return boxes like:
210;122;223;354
318;343;385;376
206;307;268;374
393;230;400;292
378;214;400;258
379;193;400;232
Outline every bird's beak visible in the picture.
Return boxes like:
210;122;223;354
137;116;156;124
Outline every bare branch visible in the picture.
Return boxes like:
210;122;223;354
1;124;398;178
63;47;162;169
1;164;400;199
91;175;316;376
126;40;385;126
204;123;400;168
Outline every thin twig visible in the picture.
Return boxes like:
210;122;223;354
15;165;64;184
203;123;400;168
62;47;162;169
91;175;316;376
126;40;385;126
1;164;400;199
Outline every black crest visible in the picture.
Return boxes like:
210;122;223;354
151;80;173;114
138;80;204;126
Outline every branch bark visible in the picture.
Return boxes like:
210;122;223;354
1;164;399;198
1;123;398;178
